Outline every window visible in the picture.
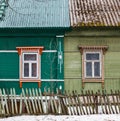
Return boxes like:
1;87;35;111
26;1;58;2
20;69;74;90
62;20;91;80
16;47;44;88
79;46;108;88
23;53;38;78
85;52;101;78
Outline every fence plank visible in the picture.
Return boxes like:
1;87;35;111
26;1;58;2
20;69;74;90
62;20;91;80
53;94;58;114
88;90;95;114
72;91;80;115
0;89;5;116
10;89;15;115
22;88;30;114
50;94;55;113
3;89;9;115
115;90;120;113
60;96;68;115
66;92;73;115
13;88;18;114
75;91;85;115
6;89;11;116
64;91;72;115
98;90;104;114
81;91;89;115
86;91;92;114
19;93;23;114
25;89;33;114
102;90;108;114
32;88;39;114
111;90;117;114
39;88;45;113
35;89;42;114
105;90;113;114
29;89;36;114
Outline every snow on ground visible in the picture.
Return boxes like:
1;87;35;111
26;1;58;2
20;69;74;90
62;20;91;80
0;114;120;121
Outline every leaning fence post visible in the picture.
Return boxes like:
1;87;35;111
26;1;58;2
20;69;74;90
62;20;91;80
13;88;18;114
0;89;5;117
3;88;9;115
29;88;36;114
95;92;98;114
22;88;30;114
19;93;23;115
0;100;2;117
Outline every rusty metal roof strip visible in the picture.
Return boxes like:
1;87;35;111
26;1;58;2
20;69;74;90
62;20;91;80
69;0;120;27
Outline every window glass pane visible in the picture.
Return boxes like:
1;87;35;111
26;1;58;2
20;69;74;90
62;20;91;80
32;63;37;77
94;62;100;77
24;54;37;61
86;53;99;60
24;63;29;77
86;62;92;77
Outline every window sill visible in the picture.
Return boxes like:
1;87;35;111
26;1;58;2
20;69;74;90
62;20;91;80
82;79;104;88
83;79;103;82
19;79;41;88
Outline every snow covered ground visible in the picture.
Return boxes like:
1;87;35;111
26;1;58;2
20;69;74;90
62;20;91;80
0;114;120;121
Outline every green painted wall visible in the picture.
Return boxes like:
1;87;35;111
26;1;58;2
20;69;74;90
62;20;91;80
0;53;19;78
64;28;120;93
0;30;64;94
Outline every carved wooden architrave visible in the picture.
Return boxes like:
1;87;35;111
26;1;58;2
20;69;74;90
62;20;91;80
78;45;108;89
16;46;44;88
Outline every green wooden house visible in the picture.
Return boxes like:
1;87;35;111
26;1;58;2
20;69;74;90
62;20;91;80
64;0;120;93
0;0;70;93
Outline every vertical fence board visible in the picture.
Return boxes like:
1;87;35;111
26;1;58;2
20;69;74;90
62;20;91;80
29;89;36;114
26;89;33;114
72;91;80;115
111;90;117;114
102;90;108;114
75;91;85;115
81;91;89;115
22;89;30;114
35;89;42;114
19;93;23;114
13;88;18;114
115;90;120;113
32;88;39;114
10;89;14;115
39;89;45;113
3;89;9;115
0;89;5;116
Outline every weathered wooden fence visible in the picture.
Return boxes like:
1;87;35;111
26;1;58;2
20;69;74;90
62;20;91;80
0;88;120;117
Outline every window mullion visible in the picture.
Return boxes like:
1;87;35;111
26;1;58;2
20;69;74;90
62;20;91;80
22;55;24;78
92;61;94;78
29;62;32;78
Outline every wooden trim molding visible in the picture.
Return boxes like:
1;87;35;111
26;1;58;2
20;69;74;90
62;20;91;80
16;46;44;88
16;46;44;55
78;46;108;55
19;79;41;88
78;45;108;89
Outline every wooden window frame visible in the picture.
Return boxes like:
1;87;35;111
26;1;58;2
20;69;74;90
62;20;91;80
79;46;108;88
16;46;44;88
84;51;102;78
22;52;38;79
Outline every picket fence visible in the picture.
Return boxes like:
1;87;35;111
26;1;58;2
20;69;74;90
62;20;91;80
0;88;120;117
